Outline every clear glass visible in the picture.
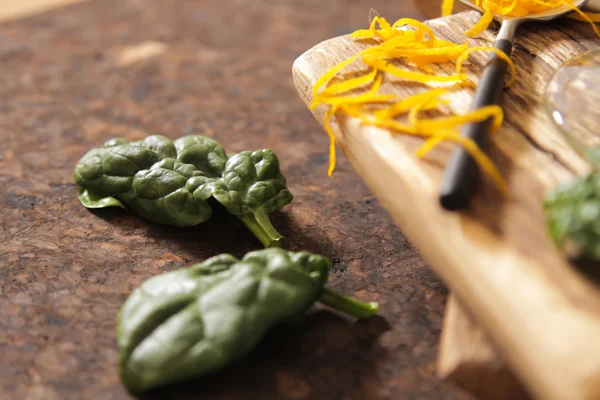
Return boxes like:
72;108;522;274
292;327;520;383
544;48;600;159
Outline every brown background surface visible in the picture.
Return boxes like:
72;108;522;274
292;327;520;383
0;1;472;399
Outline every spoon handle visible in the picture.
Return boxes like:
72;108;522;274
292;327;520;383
439;20;520;211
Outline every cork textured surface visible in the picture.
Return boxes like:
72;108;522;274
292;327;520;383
0;1;470;399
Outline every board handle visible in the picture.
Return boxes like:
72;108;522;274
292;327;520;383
440;21;518;210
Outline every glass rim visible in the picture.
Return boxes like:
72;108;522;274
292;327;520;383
543;47;600;160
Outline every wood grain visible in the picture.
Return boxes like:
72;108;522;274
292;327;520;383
293;11;600;400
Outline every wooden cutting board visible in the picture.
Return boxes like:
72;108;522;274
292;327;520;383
438;296;532;399
293;10;600;400
440;4;600;398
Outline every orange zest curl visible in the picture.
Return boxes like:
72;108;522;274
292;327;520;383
466;9;495;37
569;12;600;23
457;46;517;86
311;16;514;193
416;131;509;195
442;0;455;16
441;0;600;38
312;0;599;194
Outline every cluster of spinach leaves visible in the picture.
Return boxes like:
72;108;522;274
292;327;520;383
74;135;293;247
74;135;378;392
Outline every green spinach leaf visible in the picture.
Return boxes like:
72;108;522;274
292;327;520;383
545;173;600;260
117;248;379;392
74;135;293;247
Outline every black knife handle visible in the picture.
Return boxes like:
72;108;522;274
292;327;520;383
439;39;514;211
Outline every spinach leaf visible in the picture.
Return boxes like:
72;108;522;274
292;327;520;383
117;248;378;392
74;135;293;247
545;173;600;260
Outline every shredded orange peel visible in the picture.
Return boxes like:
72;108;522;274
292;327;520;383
312;1;598;195
457;46;517;86
312;16;510;194
442;0;600;37
570;12;600;23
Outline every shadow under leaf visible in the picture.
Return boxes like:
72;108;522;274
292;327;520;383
87;200;297;260
134;310;390;400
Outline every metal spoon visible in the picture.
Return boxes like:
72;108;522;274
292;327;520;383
439;0;589;211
